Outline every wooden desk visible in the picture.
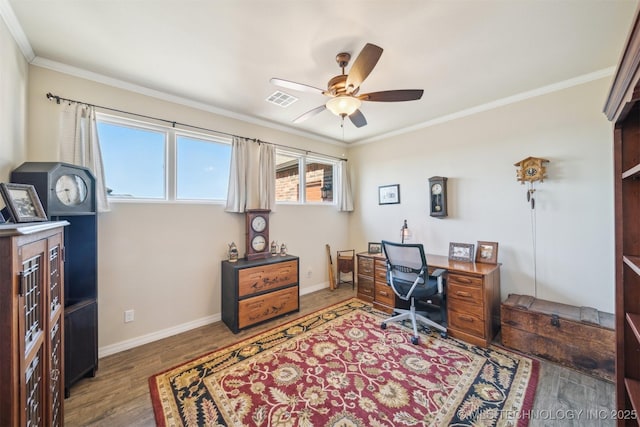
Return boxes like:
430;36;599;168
356;252;501;347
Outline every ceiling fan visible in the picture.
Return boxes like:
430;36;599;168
270;43;423;128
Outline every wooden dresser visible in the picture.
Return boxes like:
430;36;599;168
0;221;68;427
356;252;501;347
221;255;299;333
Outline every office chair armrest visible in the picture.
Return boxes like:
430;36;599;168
430;268;446;294
431;268;446;277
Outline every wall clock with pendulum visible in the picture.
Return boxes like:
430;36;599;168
429;176;448;217
245;209;271;260
514;156;549;209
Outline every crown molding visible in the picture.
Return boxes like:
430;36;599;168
354;67;616;146
0;0;34;61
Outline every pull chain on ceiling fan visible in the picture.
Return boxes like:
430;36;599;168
270;43;423;128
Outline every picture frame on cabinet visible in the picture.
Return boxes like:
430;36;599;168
476;241;498;264
448;242;475;262
368;242;382;254
378;184;400;205
0;183;48;223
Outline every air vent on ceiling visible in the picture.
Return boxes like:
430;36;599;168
266;91;298;108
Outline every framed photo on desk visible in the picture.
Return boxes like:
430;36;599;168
476;241;498;264
448;242;475;262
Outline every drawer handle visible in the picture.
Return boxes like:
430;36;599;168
455;291;472;298
379;290;389;297
459;314;475;322
456;277;473;284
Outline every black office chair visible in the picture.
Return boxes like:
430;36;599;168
380;240;447;344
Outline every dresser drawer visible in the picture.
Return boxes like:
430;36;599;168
447;282;483;305
449;309;485;338
238;260;298;297
238;286;298;328
358;256;374;276
375;282;395;307
357;275;374;300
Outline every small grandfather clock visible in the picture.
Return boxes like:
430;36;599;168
11;161;99;397
429;176;448;217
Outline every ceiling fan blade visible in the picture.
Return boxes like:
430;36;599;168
348;109;367;128
345;43;383;94
293;105;326;123
359;89;424;102
270;78;325;95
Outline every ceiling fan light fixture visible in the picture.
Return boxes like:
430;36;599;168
326;96;361;117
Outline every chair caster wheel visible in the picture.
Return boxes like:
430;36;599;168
381;323;387;330
411;336;419;345
440;332;448;338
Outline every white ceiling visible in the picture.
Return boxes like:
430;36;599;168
3;0;638;144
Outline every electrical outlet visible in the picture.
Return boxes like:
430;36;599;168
124;309;135;323
306;268;312;278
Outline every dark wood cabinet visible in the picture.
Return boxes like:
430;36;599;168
604;6;640;424
0;221;67;426
221;255;299;333
11;163;99;396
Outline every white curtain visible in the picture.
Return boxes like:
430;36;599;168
225;137;275;212
258;142;275;210
225;137;249;212
59;103;110;212
336;160;354;212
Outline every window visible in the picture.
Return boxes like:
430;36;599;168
176;135;231;200
275;150;335;204
97;114;231;202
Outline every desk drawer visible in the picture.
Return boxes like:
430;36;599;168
374;283;395;307
238;286;298;328
374;261;387;282
448;297;484;320
449;309;485;338
238;260;298;297
358;257;374;276
357;275;374;300
448;272;483;288
447;282;483;305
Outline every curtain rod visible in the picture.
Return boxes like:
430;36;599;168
45;92;347;162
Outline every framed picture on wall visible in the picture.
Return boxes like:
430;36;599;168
378;184;400;205
476;241;498;264
448;242;475;262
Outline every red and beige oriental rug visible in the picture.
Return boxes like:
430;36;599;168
149;298;538;426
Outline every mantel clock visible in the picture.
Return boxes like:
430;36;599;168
245;209;271;260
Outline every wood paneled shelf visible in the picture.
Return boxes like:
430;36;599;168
605;4;640;423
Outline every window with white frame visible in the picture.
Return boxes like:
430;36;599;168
97;114;231;201
275;150;335;204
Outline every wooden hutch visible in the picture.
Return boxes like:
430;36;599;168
604;4;640;424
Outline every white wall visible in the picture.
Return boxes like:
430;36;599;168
0;16;28;181
26;66;351;354
348;77;615;312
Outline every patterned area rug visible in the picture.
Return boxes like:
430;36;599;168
149;299;538;426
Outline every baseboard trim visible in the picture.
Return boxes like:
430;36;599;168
98;282;331;358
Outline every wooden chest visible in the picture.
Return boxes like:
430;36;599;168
501;294;615;381
221;255;299;333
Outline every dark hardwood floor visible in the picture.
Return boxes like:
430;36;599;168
63;286;615;426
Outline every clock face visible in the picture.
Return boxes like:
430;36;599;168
55;174;88;206
251;215;267;232
525;167;538;177
251;235;266;251
431;183;442;195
